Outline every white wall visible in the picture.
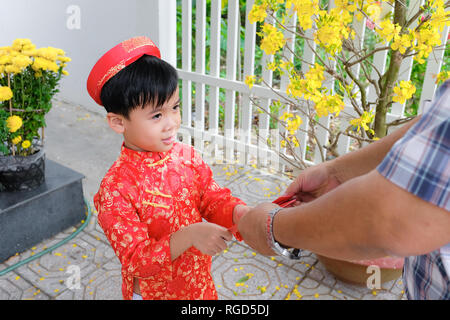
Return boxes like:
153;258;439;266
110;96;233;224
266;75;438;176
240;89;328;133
0;0;176;114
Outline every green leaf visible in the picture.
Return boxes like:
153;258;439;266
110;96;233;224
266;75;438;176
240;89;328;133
236;275;250;283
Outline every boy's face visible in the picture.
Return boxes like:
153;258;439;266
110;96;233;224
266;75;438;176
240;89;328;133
119;87;181;153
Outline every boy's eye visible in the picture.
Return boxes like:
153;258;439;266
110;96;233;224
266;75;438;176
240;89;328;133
152;113;162;120
173;104;180;110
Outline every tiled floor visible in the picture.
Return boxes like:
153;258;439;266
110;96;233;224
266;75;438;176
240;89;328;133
0;100;406;300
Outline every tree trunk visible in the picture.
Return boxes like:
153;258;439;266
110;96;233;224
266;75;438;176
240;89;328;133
374;0;407;138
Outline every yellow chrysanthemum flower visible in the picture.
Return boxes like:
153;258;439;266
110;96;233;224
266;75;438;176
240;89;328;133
11;38;33;52
12;136;22;145
0;86;13;101
22;140;31;149
6;115;23;133
4;64;21;74
12;54;32;69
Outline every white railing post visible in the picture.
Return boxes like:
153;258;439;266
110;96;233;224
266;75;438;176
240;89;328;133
181;0;193;145
239;0;256;166
194;0;207;153
208;0;223;160
151;0;177;68
418;25;449;114
224;0;240;162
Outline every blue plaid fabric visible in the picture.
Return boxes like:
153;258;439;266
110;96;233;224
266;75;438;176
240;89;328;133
377;80;450;300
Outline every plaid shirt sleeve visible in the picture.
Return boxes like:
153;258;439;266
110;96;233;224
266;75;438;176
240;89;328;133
377;80;450;211
377;80;450;300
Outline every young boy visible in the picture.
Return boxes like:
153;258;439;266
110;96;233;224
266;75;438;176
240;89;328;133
87;36;249;300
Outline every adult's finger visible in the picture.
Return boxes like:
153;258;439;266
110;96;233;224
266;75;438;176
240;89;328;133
219;228;233;242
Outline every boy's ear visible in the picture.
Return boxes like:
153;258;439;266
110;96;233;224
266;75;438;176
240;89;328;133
106;112;125;134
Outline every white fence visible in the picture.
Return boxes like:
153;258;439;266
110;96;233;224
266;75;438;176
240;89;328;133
176;0;449;172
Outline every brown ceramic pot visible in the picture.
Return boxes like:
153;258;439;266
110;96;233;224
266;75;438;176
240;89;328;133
317;254;403;286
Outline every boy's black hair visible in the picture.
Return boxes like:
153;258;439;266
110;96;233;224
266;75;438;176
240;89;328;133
100;55;179;118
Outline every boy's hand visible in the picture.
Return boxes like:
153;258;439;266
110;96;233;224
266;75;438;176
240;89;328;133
188;222;232;256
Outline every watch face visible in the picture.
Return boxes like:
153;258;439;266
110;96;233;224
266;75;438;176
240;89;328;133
276;244;302;260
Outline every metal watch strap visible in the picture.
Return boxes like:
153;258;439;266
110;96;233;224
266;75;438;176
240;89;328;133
267;207;302;260
267;207;285;255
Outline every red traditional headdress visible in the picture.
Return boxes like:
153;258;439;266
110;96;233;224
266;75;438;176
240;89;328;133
86;36;161;106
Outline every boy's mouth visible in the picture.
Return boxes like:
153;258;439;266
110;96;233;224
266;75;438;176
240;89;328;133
162;135;176;145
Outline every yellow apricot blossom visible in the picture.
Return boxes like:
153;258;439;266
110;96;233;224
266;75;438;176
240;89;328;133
248;2;268;24
287;0;319;31
260;23;286;55
391;32;414;54
286;115;302;135
244;75;256;89
392;80;416;104
314;94;345;117
350;111;375;133
435;70;450;84
376;19;401;44
314;10;351;54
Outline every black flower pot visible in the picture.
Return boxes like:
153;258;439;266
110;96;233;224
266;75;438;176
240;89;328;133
0;149;46;192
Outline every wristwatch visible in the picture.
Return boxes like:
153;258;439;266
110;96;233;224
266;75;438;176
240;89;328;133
267;207;302;260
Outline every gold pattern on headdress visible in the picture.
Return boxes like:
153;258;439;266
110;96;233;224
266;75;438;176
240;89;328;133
122;36;155;53
96;59;126;96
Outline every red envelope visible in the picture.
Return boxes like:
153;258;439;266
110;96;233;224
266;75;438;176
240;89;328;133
272;195;297;208
228;195;297;234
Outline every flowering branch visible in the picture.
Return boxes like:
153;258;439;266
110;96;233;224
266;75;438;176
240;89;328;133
245;0;449;168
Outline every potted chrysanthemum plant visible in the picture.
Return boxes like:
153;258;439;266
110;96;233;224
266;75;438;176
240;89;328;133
0;38;70;191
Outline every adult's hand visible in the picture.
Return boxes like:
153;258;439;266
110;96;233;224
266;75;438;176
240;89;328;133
237;202;280;256
283;162;341;203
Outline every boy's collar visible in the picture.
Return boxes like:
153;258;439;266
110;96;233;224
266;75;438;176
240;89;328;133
119;141;172;164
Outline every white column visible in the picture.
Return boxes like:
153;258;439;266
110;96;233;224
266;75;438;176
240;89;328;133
137;0;177;68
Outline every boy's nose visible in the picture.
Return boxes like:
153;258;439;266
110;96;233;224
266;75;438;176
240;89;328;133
164;115;178;131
